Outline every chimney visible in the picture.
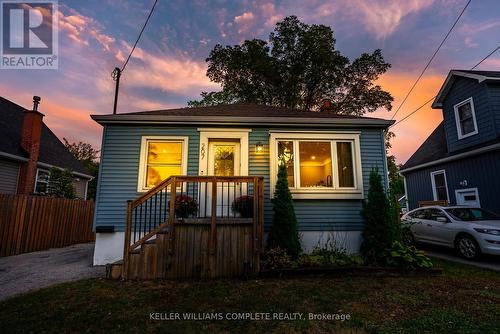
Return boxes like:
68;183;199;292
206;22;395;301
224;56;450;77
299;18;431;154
320;100;334;112
17;96;44;195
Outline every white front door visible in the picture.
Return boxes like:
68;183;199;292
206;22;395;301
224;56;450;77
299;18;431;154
456;188;480;206
204;140;241;217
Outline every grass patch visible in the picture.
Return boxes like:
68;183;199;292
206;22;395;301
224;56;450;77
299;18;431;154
1;259;499;333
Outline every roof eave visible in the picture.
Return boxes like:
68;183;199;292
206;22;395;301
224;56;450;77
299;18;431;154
432;70;500;109
90;114;395;128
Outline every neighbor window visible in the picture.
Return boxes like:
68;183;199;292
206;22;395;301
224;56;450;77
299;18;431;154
272;133;362;199
430;170;448;202
34;169;50;194
138;136;188;191
454;97;478;139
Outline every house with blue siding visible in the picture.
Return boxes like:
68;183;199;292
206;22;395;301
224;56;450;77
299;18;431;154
91;104;392;266
401;70;500;214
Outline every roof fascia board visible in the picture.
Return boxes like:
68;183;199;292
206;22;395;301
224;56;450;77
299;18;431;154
400;142;500;173
37;161;93;179
91;115;394;127
0;151;28;162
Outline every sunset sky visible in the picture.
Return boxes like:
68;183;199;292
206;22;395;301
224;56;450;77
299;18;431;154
1;0;499;164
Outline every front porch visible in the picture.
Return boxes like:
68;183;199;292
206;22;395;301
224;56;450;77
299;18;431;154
113;176;264;280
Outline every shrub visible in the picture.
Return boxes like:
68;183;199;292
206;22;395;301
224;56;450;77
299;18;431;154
168;195;197;218
231;195;253;218
267;163;302;258
47;167;75;199
360;168;398;264
261;247;294;270
298;242;364;268
384;241;433;270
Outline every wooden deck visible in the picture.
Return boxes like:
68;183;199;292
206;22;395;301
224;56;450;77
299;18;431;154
114;176;264;280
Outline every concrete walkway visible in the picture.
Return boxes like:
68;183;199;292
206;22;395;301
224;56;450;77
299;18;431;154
0;243;105;301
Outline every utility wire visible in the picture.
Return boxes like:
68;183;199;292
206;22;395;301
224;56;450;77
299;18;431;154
390;0;472;120
390;44;500;129
120;0;159;72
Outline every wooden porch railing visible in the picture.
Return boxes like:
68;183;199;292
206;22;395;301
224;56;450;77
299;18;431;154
123;176;264;279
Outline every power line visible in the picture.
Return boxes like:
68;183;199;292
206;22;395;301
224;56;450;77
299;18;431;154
390;44;500;129
121;0;159;72
471;45;500;69
390;0;472;120
111;0;159;114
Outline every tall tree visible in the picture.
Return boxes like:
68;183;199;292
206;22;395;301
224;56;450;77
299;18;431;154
189;16;393;114
63;139;100;200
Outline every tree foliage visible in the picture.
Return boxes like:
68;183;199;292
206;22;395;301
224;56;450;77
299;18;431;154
48;167;75;199
267;163;302;258
63;138;100;200
189;16;393;114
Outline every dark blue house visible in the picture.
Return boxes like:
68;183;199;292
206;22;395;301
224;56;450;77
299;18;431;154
401;70;500;214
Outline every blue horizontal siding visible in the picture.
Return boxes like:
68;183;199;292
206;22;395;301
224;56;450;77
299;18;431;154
94;125;387;232
443;77;497;153
404;149;500;214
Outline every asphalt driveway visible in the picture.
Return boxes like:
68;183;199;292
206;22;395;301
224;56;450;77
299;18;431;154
0;243;105;301
418;243;500;272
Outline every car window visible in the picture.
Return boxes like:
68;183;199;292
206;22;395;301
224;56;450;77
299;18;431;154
425;208;447;221
408;209;426;219
445;208;500;221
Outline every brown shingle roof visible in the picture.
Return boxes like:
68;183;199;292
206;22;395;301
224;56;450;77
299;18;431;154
120;103;387;120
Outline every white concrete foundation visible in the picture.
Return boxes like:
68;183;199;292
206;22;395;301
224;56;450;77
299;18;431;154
94;230;363;265
299;231;362;254
93;232;125;265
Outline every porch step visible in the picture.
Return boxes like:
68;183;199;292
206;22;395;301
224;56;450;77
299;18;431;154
106;260;123;280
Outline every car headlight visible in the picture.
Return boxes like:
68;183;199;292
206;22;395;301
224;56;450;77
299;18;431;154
474;228;500;235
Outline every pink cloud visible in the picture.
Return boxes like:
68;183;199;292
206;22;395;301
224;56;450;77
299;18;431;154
119;43;219;96
234;11;256;34
260;3;281;28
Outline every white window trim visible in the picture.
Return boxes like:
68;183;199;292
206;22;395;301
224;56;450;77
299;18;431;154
455;188;480;206
269;132;364;200
137;136;189;192
197;129;249;176
454;97;478;140
430;170;449;202
34;168;50;194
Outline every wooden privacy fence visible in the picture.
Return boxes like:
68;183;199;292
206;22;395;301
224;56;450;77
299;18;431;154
0;194;95;257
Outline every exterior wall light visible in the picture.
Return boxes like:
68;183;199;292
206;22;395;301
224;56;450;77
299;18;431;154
255;142;264;153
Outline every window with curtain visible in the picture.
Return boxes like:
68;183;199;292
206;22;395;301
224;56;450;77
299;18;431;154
336;142;354;188
144;141;183;188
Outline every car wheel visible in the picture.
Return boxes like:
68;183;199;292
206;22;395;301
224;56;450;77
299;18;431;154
456;235;481;260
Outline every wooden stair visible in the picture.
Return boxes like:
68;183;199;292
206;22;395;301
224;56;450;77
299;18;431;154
112;176;264;281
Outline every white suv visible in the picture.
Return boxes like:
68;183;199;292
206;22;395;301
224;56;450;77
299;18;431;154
401;206;500;259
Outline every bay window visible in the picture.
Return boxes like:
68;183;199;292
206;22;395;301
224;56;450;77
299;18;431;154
271;132;363;199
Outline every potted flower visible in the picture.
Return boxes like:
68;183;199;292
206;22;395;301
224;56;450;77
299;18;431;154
232;195;254;218
168;195;197;218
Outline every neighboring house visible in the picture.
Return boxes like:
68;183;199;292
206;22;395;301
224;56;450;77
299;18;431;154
0;96;92;198
91;103;393;265
401;70;500;214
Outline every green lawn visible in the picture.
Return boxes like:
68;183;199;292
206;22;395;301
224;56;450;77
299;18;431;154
1;259;499;334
